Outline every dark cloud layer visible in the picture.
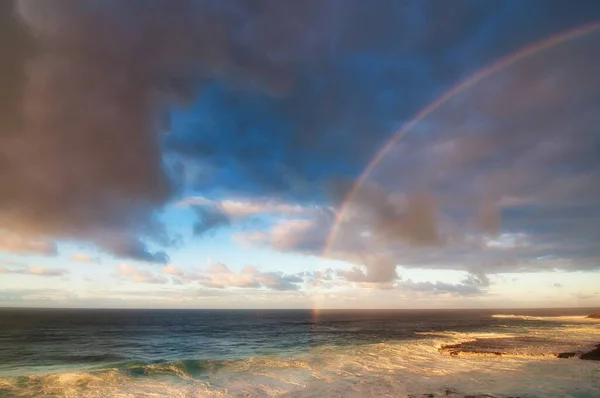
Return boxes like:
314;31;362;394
236;27;600;282
98;234;169;264
1;0;600;265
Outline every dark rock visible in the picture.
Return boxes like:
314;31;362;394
464;395;496;398
557;352;578;358
586;311;600;319
580;344;600;360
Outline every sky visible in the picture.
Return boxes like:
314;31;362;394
1;0;599;309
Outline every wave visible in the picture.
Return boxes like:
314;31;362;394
0;369;511;398
439;349;560;359
96;358;236;375
0;359;234;397
492;314;600;322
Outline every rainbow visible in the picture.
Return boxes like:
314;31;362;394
323;20;600;258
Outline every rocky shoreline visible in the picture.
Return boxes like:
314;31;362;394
439;340;600;361
554;344;600;360
579;344;600;360
408;391;522;398
586;311;600;319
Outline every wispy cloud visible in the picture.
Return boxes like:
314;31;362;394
179;196;310;217
155;262;303;292
0;265;68;277
69;252;99;263
113;264;168;284
160;264;183;277
199;263;302;291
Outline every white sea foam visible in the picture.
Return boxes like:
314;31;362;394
492;314;600;322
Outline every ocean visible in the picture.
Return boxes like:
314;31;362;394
0;308;598;397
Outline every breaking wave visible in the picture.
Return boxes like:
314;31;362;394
492;314;600;322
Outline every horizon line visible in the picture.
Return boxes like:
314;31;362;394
0;306;597;311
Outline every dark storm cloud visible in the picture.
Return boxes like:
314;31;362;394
98;234;169;264
236;26;600;282
2;0;335;256
0;1;32;134
165;1;600;202
348;185;441;246
2;0;600;264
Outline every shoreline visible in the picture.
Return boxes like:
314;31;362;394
439;340;600;361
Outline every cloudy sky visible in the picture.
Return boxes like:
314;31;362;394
1;0;599;309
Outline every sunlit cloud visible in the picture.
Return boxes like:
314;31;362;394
178;196;310;217
69;252;99;263
197;262;302;291
161;264;183;277
0;231;57;255
113;264;168;285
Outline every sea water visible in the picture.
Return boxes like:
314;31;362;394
0;308;598;397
